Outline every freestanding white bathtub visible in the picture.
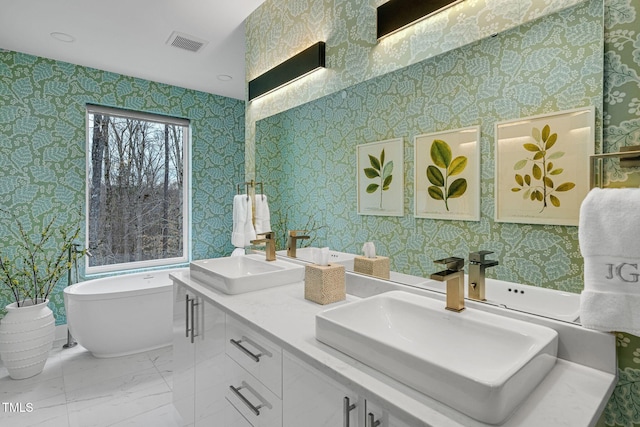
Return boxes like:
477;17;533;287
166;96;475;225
63;268;188;358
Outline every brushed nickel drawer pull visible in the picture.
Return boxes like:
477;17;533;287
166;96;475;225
368;412;381;427
185;295;190;338
343;396;356;427
230;338;263;362
190;299;199;343
229;383;266;416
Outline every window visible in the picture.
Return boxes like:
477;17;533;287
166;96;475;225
86;105;189;274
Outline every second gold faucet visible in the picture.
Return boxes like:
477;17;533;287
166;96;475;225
468;250;499;301
286;230;310;258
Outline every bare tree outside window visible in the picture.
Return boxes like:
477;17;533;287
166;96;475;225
86;106;188;273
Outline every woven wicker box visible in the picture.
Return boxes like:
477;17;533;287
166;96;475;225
353;256;390;279
304;264;346;305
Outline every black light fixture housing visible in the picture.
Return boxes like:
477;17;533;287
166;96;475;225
377;0;462;40
248;42;326;101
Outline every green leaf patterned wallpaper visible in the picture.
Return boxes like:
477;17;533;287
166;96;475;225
601;0;640;424
245;0;591;178
0;52;245;324
256;0;603;292
248;0;640;424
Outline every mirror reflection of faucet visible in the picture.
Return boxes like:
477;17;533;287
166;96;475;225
287;230;310;258
468;251;499;302
430;257;466;312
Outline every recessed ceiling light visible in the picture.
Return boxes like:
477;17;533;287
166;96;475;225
50;32;76;43
217;75;233;82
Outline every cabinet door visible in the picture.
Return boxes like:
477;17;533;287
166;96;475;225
194;297;227;427
173;284;195;426
282;351;361;427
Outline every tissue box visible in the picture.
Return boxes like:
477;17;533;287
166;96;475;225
353;256;390;279
304;264;346;305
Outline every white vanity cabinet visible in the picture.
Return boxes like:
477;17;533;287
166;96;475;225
173;283;195;425
283;351;411;427
173;283;226;426
224;315;283;427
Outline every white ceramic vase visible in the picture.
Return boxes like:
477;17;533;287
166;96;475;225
0;299;55;380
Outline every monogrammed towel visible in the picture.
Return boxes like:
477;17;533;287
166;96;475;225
579;187;640;335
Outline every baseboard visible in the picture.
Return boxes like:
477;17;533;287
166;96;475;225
55;324;69;342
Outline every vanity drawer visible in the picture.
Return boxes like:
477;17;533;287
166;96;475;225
226;316;282;397
225;355;282;427
225;400;254;427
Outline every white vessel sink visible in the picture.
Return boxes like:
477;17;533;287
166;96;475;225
277;247;356;270
316;291;558;424
416;277;580;322
190;254;304;294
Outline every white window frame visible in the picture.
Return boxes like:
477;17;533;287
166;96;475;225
85;104;190;275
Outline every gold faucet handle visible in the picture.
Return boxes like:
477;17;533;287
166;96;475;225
434;257;465;272
251;231;274;244
263;231;274;241
288;230;310;238
469;250;498;266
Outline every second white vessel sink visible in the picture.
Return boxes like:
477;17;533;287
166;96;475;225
316;291;558;424
278;247;356;270
190;254;304;294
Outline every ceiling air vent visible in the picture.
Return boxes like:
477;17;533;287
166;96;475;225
166;31;208;53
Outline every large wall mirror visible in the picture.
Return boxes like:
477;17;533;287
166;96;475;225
255;0;604;324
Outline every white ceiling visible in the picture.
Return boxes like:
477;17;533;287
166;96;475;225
0;0;266;100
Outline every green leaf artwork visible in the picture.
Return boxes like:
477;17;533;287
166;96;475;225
511;124;575;213
426;139;468;211
364;148;393;209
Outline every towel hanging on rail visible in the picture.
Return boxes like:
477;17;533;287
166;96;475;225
579;187;640;335
232;194;256;248
254;195;271;235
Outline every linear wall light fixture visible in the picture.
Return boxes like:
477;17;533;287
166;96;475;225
377;0;463;40
248;42;326;101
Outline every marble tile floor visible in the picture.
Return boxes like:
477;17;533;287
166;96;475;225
0;340;181;427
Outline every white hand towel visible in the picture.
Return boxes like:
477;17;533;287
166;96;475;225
232;195;256;248
231;195;245;248
579;187;640;335
254;195;271;234
231;247;246;257
244;196;256;245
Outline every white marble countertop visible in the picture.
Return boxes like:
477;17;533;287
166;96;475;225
170;269;616;427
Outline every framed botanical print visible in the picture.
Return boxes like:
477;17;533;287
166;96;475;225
357;138;404;216
414;126;480;221
495;106;595;226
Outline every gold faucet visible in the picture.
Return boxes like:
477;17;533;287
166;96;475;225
468;251;499;301
250;231;276;261
430;257;466;312
287;230;310;258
